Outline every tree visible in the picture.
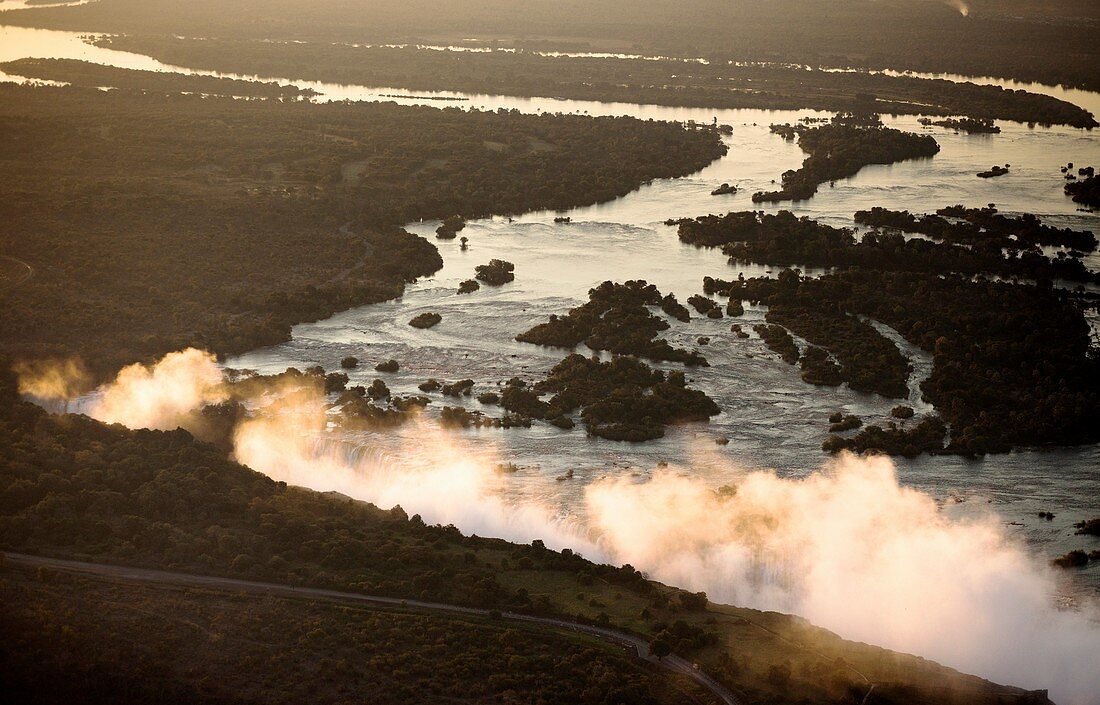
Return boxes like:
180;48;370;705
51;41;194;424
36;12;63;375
649;638;671;660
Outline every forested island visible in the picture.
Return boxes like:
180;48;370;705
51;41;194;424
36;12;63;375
78;34;1098;128
516;281;707;366
753;115;940;203
917;117;1000;134
855;205;1098;251
676;209;1099;455
0;58;315;99
0;82;724;380
1065;173;1100;207
675;209;1099;284
8;0;1099;93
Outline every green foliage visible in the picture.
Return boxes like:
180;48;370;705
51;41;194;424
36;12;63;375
714;268;1099;454
0;83;723;377
753;119;940;203
517;281;708;366
1;568;694;705
0;58;314;98
71;30;1098;126
532;354;719;441
474;259;516;286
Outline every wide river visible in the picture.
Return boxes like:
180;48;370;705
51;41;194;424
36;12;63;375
4;18;1099;577
5;18;1100;697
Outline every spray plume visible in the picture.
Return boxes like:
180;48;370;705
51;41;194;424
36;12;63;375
946;0;970;17
233;401;601;555
586;458;1100;702
79;349;1100;703
13;357;91;401
88;348;226;429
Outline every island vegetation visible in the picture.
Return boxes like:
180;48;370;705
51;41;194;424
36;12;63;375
67;30;1098;128
823;416;948;458
854;205;1098;251
0;83;724;379
676;209;1099;284
714;268;1099;454
917;117;1000;134
0;58;314;99
977;165;1010;179
1065;172;1100;207
474;259;516;286
516;354;720;441
717;274;911;399
408;313;442;329
516;281;708;366
752;324;800;365
753;115;940;202
675;204;1099;455
1074;518;1100;536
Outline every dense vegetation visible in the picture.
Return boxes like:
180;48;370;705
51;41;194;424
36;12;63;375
1075;518;1100;536
822;416;948;458
77;34;1097;128
709;273;911;399
0;83;724;378
753;116;940;202
0;58;314;99
917;117;1000;134
674;203;1099;454
475;259;516;286
527;354;720;441
677;209;1099;284
710;269;1099;454
415;278;725;439
1;568;709;705
1065;174;1100;207
0;371;1056;699
409;313;442;329
9;0;1099;92
855;205;1098;251
516;281;708;366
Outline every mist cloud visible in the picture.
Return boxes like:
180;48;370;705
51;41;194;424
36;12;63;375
69;349;1100;703
13;357;91;401
586;457;1100;702
88;348;226;429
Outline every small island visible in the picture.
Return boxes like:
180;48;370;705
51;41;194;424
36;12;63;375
475;259;515;285
977;165;1009;178
435;215;466;240
918;116;1000;134
516;280;707;366
409;312;442;329
753;113;940;203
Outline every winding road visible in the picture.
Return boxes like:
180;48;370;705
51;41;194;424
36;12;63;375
4;552;742;705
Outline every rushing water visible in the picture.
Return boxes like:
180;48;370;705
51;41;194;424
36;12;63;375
9;20;1100;698
225;113;1100;581
5;22;1100;587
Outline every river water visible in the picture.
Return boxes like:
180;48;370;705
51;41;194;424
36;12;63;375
6;13;1100;695
229;114;1100;580
4;20;1098;575
6;17;1100;697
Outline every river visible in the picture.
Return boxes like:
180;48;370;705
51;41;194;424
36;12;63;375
4;18;1098;580
5;19;1100;696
